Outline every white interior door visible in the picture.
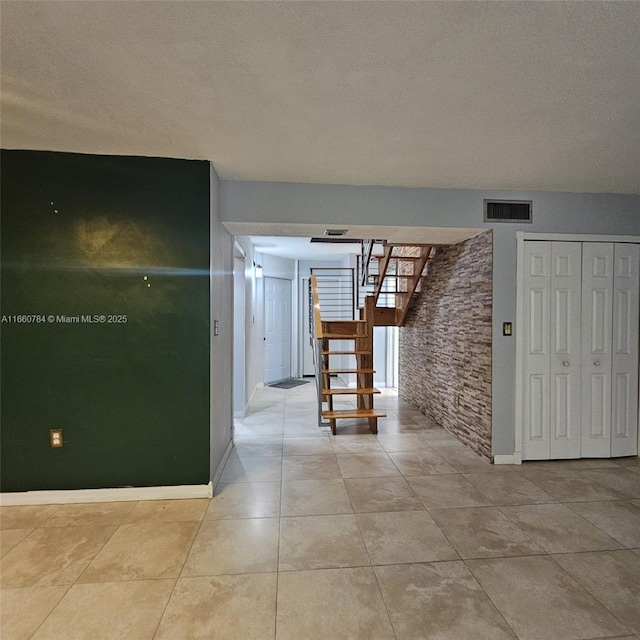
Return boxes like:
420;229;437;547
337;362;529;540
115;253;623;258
265;277;292;384
581;243;614;457
523;241;552;459
611;243;639;456
550;242;582;458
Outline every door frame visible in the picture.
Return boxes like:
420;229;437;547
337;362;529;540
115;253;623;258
515;232;640;463
264;276;293;384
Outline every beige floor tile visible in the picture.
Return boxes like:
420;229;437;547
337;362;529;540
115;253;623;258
375;434;432;452
0;505;59;530
567;501;640;548
500;503;625;553
407;474;493;509
42;502;136;528
280;479;353;516
466;555;630;640
283;423;326;437
375;561;516;639
279;514;370;571
336;452;401;478
206;482;281;520
436;447;513;474
182;518;279;576
220;456;282;483
345;477;424;513
464;472;557;506
419;429;460;442
282;454;341;481
521;458;621;471
574;468;640;500
233;423;283;437
231;438;283;458
1;525;117;587
276;567;395;640
125;498;210;523
614;456;640;468
31;579;174;640
552;550;640;634
330;435;386;454
387;449;458;476
423;438;469;449
430;507;543;559
283;437;333;456
236;411;283;426
78;521;198;583
0;528;33;558
155;574;277;640
520;468;625;502
357;510;458;565
0;585;68;640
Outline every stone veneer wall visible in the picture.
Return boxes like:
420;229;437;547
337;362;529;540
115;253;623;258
399;230;493;459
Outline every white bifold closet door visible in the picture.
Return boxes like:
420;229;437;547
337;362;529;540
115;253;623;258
523;241;639;460
523;242;582;459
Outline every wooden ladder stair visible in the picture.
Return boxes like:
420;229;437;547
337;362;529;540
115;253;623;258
370;244;435;326
319;297;386;434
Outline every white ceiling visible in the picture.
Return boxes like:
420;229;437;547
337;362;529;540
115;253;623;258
247;222;484;260
250;236;361;261
1;1;639;195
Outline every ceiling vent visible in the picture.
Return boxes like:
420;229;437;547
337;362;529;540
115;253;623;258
324;229;348;237
484;200;532;223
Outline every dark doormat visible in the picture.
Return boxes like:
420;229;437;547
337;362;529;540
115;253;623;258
268;378;310;390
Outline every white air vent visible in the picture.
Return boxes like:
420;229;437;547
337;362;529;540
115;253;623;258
484;200;532;223
324;229;348;236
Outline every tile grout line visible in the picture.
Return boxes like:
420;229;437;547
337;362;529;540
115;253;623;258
150;509;209;639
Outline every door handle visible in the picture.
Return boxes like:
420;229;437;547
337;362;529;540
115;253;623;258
562;361;570;367
594;360;600;366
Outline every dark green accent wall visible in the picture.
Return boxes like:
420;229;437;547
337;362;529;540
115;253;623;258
1;150;211;491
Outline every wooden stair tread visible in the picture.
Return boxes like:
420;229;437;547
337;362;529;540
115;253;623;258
383;274;418;278
322;333;364;339
323;388;380;395
322;409;387;419
322;368;375;374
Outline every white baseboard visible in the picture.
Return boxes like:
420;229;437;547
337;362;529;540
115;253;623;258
493;453;522;465
0;482;213;506
211;439;234;492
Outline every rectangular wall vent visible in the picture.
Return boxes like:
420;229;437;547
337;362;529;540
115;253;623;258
324;229;348;236
484;200;532;223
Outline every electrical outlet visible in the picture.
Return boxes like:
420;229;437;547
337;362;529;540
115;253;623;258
50;429;63;448
454;393;460;408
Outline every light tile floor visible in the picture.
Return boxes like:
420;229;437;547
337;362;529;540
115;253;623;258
1;383;640;639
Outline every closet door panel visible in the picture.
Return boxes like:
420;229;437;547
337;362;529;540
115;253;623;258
611;243;639;457
549;242;582;458
581;243;614;458
523;242;551;459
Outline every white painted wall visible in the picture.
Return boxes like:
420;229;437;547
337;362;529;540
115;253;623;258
209;165;234;482
221;181;640;455
234;237;264;409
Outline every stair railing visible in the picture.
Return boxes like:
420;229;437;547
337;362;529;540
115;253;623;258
309;275;330;428
310;267;357;320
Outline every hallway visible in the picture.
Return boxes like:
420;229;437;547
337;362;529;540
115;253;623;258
1;384;640;639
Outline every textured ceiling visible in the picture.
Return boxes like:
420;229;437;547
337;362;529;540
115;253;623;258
1;1;639;194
